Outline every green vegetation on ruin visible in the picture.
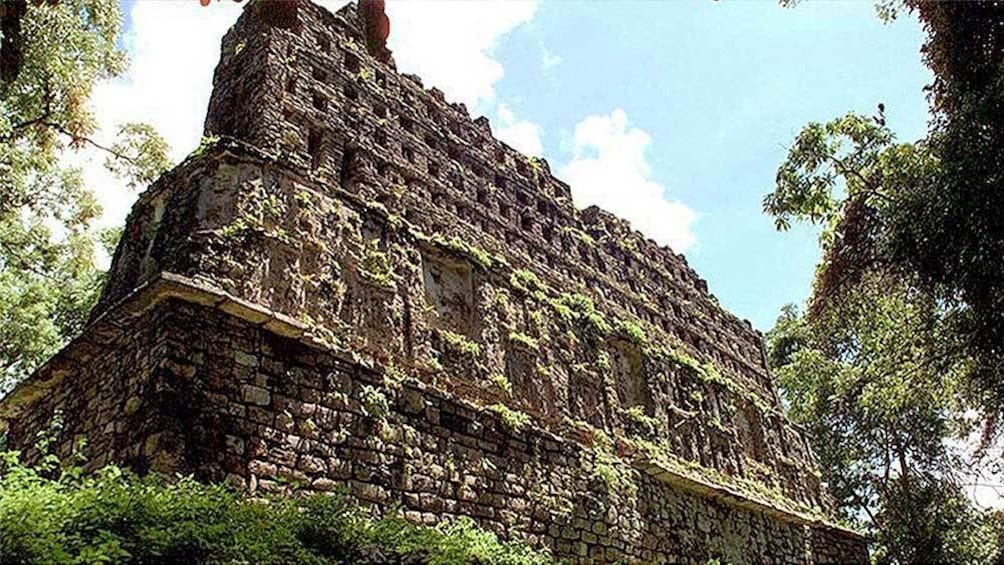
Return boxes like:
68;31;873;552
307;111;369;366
487;404;532;433
439;330;483;359
0;452;550;565
507;331;540;352
358;239;395;289
509;269;545;295
488;373;513;398
616;319;648;346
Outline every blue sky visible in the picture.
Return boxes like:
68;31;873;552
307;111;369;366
106;0;931;332
489;1;932;330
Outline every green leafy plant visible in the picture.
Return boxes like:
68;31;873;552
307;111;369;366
487;404;531;433
616;319;647;346
507;331;539;351
439;330;482;358
488;373;513;397
509;269;544;294
0;452;552;564
360;385;390;420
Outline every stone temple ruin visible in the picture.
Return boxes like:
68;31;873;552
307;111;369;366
0;1;868;562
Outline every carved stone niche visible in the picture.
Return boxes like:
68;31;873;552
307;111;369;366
420;249;475;337
505;338;557;419
734;403;767;462
612;339;653;417
568;367;609;430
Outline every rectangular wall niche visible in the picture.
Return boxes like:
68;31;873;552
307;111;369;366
421;250;474;336
612;340;653;416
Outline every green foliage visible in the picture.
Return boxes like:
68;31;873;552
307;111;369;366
764;5;1004;420
0;453;551;564
551;293;611;335
488;373;513;397
616;319;647;346
188;134;220;159
439;330;482;358
104;123;170;189
622;406;659;437
359;385;390;420
767;284;999;562
765;6;1004;560
872;476;1000;565
507;331;539;351
0;0;168;393
592;450;637;500
764;113;895;232
509;269;544;295
596;350;611;371
559;226;595;246
487;404;531;433
438;236;493;269
358;239;394;288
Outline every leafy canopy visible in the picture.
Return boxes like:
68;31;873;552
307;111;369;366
0;0;169;393
766;2;1004;562
0;451;551;564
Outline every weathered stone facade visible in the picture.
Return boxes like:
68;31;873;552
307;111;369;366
1;1;868;562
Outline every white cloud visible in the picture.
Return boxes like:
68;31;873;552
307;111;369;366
70;0;250;230
561;109;697;252
71;0;541;233
494;103;543;155
385;0;538;111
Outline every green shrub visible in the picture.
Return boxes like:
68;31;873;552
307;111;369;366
0;452;551;564
487;404;532;433
507;331;539;351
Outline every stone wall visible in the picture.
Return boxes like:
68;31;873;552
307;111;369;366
4;281;867;564
0;0;871;561
101;0;777;409
92;141;828;512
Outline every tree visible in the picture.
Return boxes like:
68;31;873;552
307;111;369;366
768;288;997;563
0;0;169;393
768;1;1004;426
766;2;1004;561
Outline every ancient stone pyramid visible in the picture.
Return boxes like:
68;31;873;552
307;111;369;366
0;1;866;562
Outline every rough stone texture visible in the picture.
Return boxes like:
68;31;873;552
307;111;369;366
1;1;868;562
4;291;866;564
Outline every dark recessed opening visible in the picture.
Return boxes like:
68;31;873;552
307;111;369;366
344;52;360;73
312;92;327;111
307;129;324;169
339;147;355;187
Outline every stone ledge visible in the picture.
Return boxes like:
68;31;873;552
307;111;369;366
0;271;867;545
635;458;865;541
